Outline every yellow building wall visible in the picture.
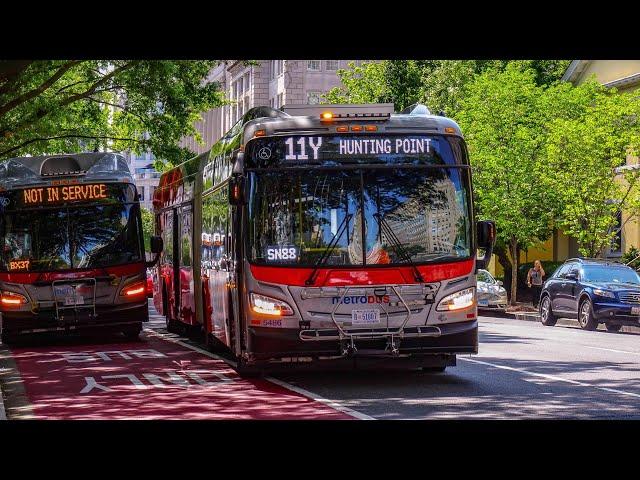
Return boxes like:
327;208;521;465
489;237;556;279
576;60;640;87
556;230;570;260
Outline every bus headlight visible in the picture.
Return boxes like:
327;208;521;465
250;293;294;316
436;287;475;311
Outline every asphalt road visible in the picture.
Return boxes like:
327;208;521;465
2;303;640;419
271;315;640;419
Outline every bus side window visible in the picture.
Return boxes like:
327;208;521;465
163;211;173;265
179;205;193;268
202;193;215;269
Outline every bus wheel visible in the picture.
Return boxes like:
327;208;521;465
422;366;447;373
123;324;142;340
1;331;16;345
236;358;263;378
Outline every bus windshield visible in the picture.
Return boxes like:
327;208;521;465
247;136;472;267
0;184;143;272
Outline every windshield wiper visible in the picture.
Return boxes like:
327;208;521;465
373;213;424;283
305;213;353;286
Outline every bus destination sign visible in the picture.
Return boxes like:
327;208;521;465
247;135;448;168
22;184;108;206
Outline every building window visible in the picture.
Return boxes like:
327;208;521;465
307;60;321;71
271;60;283;79
140;186;145;201
326;60;339;71
306;91;322;105
277;93;283;108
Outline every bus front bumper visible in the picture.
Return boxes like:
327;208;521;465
0;302;148;336
246;319;478;362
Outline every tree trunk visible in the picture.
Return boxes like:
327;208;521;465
509;239;519;306
493;243;512;300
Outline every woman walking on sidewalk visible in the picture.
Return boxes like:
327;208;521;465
527;260;545;308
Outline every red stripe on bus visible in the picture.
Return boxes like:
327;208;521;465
0;262;145;284
249;259;474;286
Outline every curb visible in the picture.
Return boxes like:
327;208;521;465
500;311;640;333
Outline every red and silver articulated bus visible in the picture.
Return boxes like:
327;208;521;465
153;104;495;374
0;152;163;343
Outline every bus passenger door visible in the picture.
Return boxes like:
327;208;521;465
203;190;231;347
160;209;179;320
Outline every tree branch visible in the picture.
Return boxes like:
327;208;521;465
0;61;81;118
59;62;138;107
0;61;33;96
0;133;145;158
0;62;139;138
86;96;148;122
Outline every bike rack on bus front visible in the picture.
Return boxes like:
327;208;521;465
298;284;442;356
52;278;97;322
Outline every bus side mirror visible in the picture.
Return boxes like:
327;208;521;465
150;236;163;254
229;175;246;206
476;220;496;270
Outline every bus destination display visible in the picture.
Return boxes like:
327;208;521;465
23;184;108;205
247;135;456;167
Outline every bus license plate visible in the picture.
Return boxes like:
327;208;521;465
65;295;84;306
632;306;640;316
478;299;489;306
352;309;380;325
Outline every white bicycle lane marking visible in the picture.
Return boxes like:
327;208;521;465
144;328;375;420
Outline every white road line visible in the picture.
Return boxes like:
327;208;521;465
461;357;640;399
144;328;235;366
583;345;640;356
265;376;374;420
144;328;373;420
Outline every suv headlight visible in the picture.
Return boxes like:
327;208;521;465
250;293;294;316
436;287;475;311
593;288;615;299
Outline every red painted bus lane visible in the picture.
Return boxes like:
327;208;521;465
7;333;353;420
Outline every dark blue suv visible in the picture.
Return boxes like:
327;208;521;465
539;258;640;331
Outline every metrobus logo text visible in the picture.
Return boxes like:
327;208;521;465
331;295;390;305
23;184;108;205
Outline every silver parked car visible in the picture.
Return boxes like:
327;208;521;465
477;269;508;311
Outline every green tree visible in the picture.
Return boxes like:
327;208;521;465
322;61;388;104
324;60;570;118
457;65;561;305
140;206;155;252
0;60;226;168
545;79;640;257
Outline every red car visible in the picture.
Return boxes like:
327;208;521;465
146;273;154;298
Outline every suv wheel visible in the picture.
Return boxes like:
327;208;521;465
540;295;557;326
578;298;598;331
